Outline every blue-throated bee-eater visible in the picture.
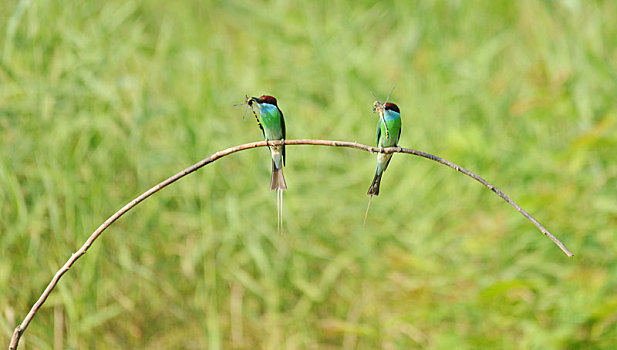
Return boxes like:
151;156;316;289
367;101;402;196
364;99;402;224
246;95;287;191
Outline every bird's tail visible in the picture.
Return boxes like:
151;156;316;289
367;172;382;196
270;160;287;191
277;188;284;233
363;194;374;226
270;160;286;233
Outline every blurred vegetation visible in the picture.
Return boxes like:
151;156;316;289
1;0;616;348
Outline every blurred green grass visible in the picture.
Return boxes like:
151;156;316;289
1;0;616;348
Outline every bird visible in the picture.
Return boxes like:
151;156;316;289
364;100;402;224
246;94;287;232
367;100;402;196
246;95;287;191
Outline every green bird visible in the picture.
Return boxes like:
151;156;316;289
367;101;402;196
247;95;287;191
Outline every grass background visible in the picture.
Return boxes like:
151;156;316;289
1;0;616;348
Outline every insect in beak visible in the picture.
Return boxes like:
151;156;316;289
373;101;390;139
245;95;264;132
245;95;260;107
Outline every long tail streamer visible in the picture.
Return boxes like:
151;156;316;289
276;189;284;233
363;195;373;226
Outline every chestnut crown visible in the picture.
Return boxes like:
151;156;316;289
258;95;278;106
384;102;400;113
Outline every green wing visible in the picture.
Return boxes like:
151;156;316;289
280;107;286;166
375;120;381;147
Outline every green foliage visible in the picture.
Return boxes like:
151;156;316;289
1;0;616;348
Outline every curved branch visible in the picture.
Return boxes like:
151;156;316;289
9;139;573;349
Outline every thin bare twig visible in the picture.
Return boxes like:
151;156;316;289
9;139;573;349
